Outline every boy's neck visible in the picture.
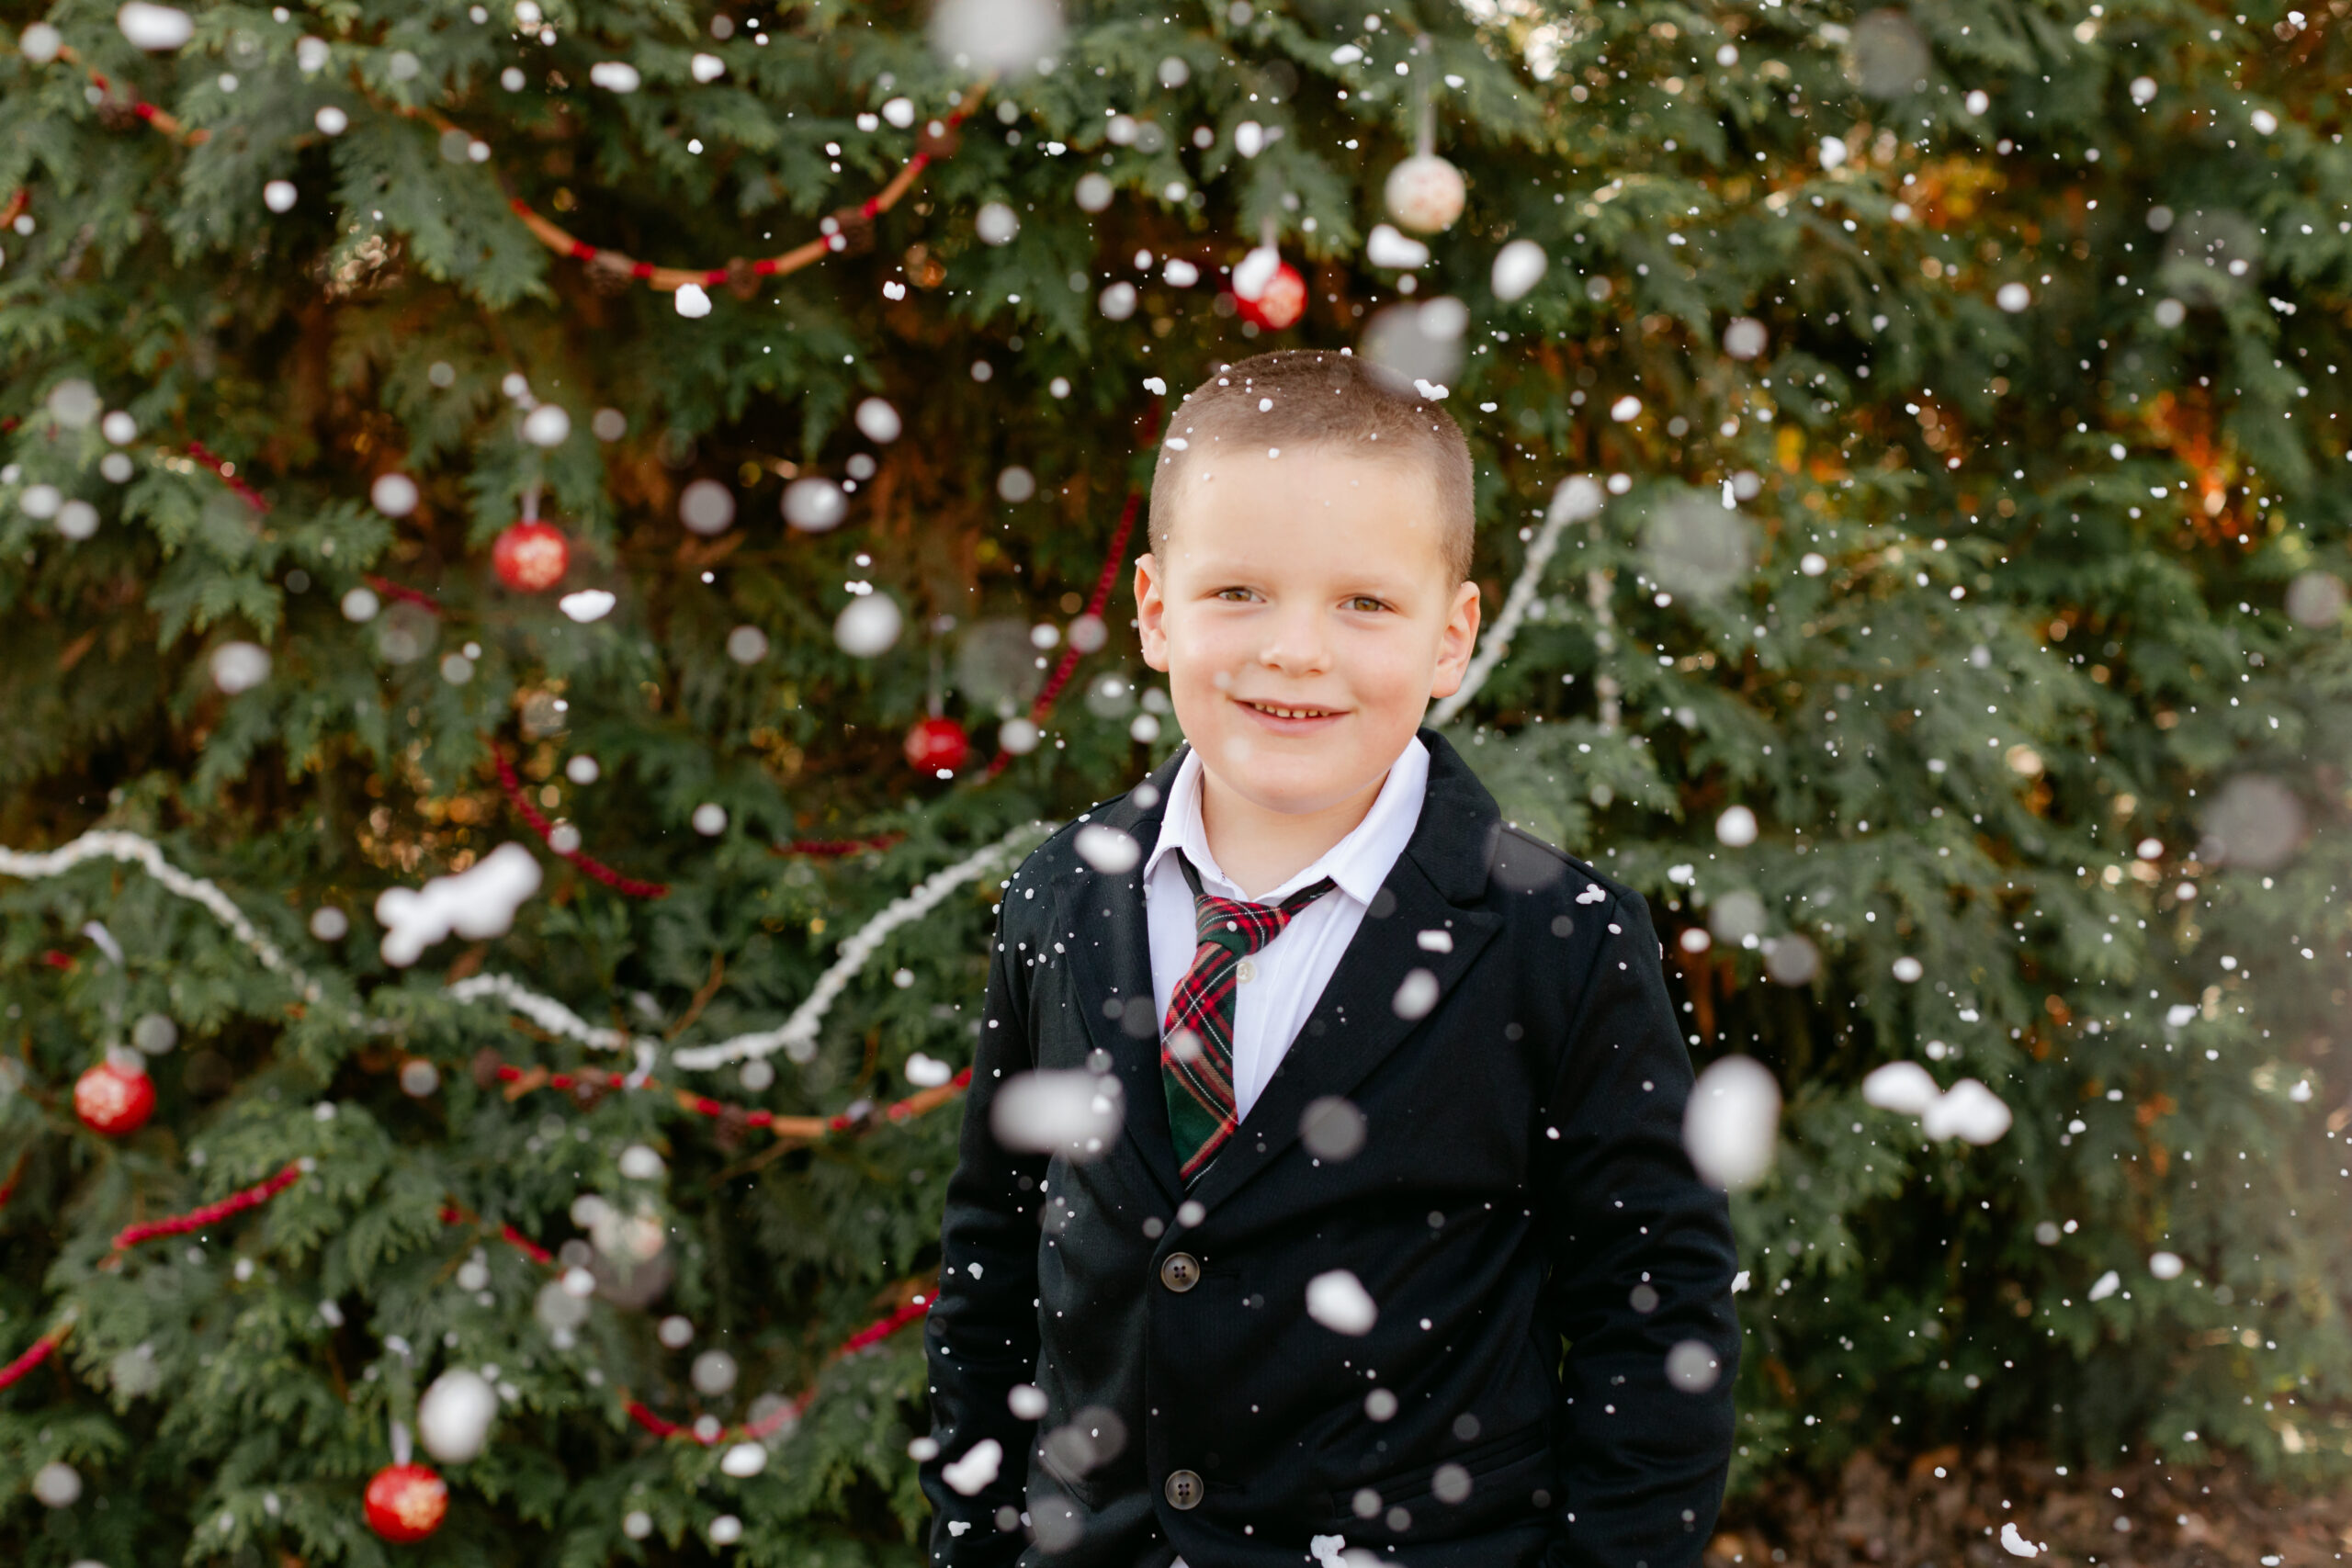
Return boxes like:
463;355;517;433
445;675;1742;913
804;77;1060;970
1194;761;1389;901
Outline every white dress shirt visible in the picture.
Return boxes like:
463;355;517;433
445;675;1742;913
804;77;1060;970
1143;735;1430;1122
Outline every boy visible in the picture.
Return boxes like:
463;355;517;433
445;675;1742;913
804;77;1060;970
922;350;1740;1568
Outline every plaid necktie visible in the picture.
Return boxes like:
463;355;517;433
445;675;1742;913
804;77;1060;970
1161;851;1339;1185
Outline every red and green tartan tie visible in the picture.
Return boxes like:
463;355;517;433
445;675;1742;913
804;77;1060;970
1161;852;1339;1185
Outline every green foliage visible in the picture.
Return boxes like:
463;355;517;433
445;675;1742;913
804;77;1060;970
3;0;2350;1561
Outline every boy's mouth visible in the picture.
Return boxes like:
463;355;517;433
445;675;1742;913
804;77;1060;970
1236;697;1345;726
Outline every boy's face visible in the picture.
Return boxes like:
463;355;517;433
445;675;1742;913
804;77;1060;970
1135;444;1481;819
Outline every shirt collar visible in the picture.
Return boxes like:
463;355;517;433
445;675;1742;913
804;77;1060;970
1141;735;1430;907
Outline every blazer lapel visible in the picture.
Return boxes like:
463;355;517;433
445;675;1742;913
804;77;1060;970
1065;746;1190;1204
1182;728;1504;1217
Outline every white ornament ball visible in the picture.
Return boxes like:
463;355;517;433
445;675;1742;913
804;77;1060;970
418;1369;498;1463
1385;154;1466;234
834;594;903;657
999;716;1041;755
263;180;298;213
33;1460;83;1507
370;472;420;517
521;404;571;447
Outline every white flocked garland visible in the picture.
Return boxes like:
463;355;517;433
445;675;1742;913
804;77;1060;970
0;481;1589;1076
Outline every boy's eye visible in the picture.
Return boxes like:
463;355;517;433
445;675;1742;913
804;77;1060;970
1215;587;1255;601
1346;595;1386;613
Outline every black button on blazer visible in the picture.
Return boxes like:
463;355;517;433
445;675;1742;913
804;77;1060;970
922;728;1740;1568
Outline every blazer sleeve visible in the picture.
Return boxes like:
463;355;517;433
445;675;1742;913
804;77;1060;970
920;896;1049;1566
1535;888;1741;1568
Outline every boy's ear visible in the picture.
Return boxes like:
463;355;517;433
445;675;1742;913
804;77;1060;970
1134;554;1170;672
1427;580;1483;701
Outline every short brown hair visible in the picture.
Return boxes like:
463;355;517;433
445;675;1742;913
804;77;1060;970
1148;350;1476;585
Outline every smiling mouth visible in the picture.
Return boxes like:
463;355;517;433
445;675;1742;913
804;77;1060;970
1238;698;1343;720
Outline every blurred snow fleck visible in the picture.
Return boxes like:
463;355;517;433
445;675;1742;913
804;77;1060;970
1891;956;1924;983
47;379;100;428
211;641;272;694
1724;318;1769;359
1861;1061;1940;1115
680;478;737;536
726;626;770;664
2087;1269;2120;1302
1684;1055;1781;1190
856;398;904;443
375;842;543;966
559;590;616;623
1299;1096;1367;1160
692;1349;738;1395
1996;282;2032;312
1921;1078;2011;1143
2000;1522;2043;1558
2199;774;2302;869
977;202;1021;245
2148;1250;2183;1280
1715;807;1758;847
1763;933;1818;987
930;0;1063;72
906;1053;955;1088
1365;224;1429;270
1007;1383;1047;1418
691;804;728;837
942;1438;1002;1495
690;52;725;82
991;1069;1121;1156
784;476;849;531
1392;968;1439;1020
1665;1339;1722;1392
674;284;713;318
1491;239;1547;303
588;62;641;93
119;3;194;51
1306;1269;1378;1335
834;594;903;656
1074;824;1141;874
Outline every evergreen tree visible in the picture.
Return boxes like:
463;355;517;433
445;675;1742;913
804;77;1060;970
0;0;2346;1562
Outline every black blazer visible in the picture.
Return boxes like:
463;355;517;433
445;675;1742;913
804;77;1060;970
922;728;1739;1568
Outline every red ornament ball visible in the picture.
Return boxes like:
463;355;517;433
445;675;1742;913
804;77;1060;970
492;521;570;592
74;1057;155;1137
904;716;972;775
364;1463;448;1543
1235;262;1307;331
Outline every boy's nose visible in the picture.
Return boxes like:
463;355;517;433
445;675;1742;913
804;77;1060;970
1257;606;1332;673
